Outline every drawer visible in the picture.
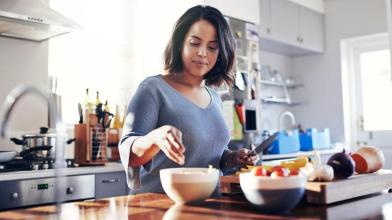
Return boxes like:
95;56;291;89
95;172;127;199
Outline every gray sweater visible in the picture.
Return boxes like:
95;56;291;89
119;75;230;194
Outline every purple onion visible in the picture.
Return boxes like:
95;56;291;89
327;150;355;179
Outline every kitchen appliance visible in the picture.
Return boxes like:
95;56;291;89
0;0;81;41
10;127;76;159
0;174;95;210
0;158;77;172
0;150;16;162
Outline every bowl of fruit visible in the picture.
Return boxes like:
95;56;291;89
239;165;307;213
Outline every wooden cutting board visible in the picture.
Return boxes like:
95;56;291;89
220;169;392;204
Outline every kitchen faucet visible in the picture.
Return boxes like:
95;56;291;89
0;85;66;214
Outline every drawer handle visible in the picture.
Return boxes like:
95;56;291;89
102;178;120;184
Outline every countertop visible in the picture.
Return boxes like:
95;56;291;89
0;162;124;181
0;191;391;219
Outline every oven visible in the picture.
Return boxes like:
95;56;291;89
0;174;95;210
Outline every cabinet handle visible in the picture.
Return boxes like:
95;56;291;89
102;178;120;184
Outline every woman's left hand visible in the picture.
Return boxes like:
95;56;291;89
233;148;260;168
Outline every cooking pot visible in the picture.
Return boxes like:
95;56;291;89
10;127;75;159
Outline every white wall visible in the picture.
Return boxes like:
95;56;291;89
0;37;49;150
259;51;293;131
291;0;387;143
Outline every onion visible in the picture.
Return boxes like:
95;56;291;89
352;146;385;174
327;150;355;179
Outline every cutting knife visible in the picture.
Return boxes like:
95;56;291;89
250;132;278;155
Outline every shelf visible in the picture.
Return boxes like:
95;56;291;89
260;80;303;88
261;97;302;105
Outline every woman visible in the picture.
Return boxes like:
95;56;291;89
119;5;259;194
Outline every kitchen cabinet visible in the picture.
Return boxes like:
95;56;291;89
204;0;260;24
95;171;127;199
259;0;325;56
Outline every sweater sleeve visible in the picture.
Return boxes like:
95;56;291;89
118;82;160;191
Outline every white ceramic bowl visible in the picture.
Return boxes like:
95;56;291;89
239;173;307;212
160;167;219;204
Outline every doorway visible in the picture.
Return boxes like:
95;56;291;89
341;33;392;167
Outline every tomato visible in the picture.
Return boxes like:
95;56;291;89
251;166;264;176
270;166;290;178
289;169;299;176
251;166;272;176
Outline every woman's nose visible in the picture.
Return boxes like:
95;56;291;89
197;47;207;57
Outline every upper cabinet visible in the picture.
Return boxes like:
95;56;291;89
204;0;260;24
259;0;325;56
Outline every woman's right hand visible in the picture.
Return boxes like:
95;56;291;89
146;125;186;165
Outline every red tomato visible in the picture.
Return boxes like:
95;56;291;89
251;166;272;176
289;169;299;176
270;166;290;178
251;166;264;176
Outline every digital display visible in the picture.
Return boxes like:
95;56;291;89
38;183;49;190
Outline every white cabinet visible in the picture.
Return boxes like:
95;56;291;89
259;0;324;55
298;6;324;53
204;0;260;24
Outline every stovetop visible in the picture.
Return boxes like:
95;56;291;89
0;158;78;173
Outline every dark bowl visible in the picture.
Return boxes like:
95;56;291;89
239;173;306;213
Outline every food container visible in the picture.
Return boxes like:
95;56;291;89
239;173;306;213
160;167;219;204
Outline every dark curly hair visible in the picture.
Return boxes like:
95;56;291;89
164;5;236;87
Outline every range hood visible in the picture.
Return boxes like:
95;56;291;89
0;0;81;42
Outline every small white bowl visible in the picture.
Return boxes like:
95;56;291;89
160;167;219;204
239;173;306;212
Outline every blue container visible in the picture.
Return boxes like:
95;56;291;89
268;130;300;154
299;128;331;151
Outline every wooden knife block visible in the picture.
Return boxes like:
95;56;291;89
74;124;107;166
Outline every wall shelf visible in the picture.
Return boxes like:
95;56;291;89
260;80;303;88
261;97;302;105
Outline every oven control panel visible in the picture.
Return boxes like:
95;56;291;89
0;175;95;210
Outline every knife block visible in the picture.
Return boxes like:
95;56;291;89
74;124;107;166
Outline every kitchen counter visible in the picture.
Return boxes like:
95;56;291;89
0;191;391;219
0;162;124;181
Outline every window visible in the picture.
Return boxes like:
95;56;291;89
49;1;206;124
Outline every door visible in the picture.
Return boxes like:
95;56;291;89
342;33;392;168
352;35;392;149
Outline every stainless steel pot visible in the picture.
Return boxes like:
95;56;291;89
10;127;75;159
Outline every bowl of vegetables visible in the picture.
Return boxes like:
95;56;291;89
239;166;307;213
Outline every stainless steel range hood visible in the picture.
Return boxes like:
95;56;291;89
0;0;81;42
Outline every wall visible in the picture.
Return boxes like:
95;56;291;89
259;51;293;131
0;37;49;151
291;0;387;143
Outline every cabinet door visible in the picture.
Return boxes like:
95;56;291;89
269;0;299;46
204;0;260;24
95;172;127;199
299;7;324;52
259;0;271;37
